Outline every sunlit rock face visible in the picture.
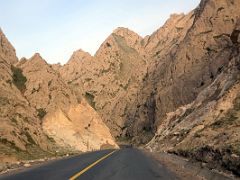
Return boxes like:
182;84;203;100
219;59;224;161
18;53;118;152
0;30;53;162
145;0;240;176
59;28;148;138
0;30;118;161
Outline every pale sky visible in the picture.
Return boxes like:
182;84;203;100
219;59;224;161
1;0;201;64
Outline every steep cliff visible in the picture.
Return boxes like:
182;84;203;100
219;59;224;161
17;53;118;152
0;29;54;162
0;29;118;162
129;0;240;142
60;28;148;137
145;0;240;175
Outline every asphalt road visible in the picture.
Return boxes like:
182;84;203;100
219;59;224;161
0;148;177;180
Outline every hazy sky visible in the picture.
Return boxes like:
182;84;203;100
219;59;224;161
1;0;200;64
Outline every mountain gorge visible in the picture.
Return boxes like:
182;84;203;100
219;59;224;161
0;0;240;176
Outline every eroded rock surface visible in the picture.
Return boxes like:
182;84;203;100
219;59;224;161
145;0;240;175
59;28;148;137
43;100;118;152
0;30;53;162
0;29;118;163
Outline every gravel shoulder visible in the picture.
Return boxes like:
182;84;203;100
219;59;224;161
144;150;239;180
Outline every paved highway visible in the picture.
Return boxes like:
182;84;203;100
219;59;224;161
0;148;177;180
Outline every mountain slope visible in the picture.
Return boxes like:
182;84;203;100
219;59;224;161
129;0;240;140
60;28;148;137
17;53;118;152
17;53;78;114
0;28;18;64
0;29;54;162
0;29;118;163
144;0;240;175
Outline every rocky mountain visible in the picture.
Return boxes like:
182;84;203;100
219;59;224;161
127;0;238;140
0;28;18;64
0;29;53;162
16;53;78;114
0;29;118;163
43;100;118;152
57;0;240;175
142;0;240;175
17;53;118;152
59;28;148;137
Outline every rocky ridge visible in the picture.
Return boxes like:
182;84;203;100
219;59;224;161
0;29;118;164
0;29;53;163
59;28;148;137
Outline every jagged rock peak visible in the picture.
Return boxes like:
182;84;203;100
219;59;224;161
68;49;92;64
18;52;49;70
15;57;28;67
170;13;185;18
163;13;189;28
19;57;27;61
31;52;42;59
29;53;47;64
72;49;92;59
0;27;18;64
113;27;143;39
142;10;195;52
95;27;144;57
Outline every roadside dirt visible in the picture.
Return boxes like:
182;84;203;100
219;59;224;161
144;150;239;180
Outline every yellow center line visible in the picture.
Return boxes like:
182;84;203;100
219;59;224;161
69;150;117;180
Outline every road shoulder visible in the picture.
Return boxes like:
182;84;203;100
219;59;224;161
143;150;239;180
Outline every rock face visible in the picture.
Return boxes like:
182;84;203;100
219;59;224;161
58;49;93;102
0;28;18;64
43;100;118;152
152;0;239;117
143;0;240;176
17;52;118;152
0;29;118;162
125;0;240;141
60;28;148;137
0;30;53;162
146;57;240;175
17;53;78;114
